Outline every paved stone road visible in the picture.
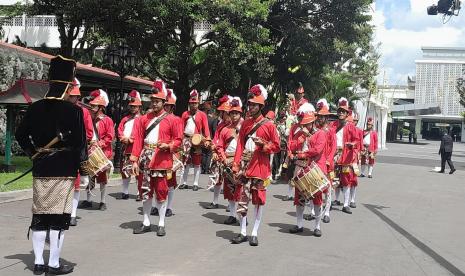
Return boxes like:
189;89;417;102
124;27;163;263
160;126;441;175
1;141;464;276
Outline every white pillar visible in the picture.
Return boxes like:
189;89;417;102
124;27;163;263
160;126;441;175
415;118;422;137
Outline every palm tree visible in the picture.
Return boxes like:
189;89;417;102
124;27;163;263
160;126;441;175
321;70;360;110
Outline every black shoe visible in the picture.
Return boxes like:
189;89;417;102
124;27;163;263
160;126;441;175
121;193;129;200
282;195;293;201
33;264;46;275
151;207;159;216
450;169;456;174
231;234;248;244
69;217;77;226
99;202;107;211
205;203;219;209
157;226;166;236
78;200;92;209
342;206;352;214
368;175;373;178
332;200;342;206
224;216;237;225
360;174;366;177
249;236;258;246
133;225;151;234
349;202;356;208
165;209;173;217
192;185;199;191
313;229;322;237
46;264;74;275
178;184;188;189
135;194;142;201
304;214;315;221
438;170;445;173
289;226;304;233
322;215;330;223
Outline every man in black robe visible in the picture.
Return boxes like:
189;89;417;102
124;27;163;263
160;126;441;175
15;55;87;275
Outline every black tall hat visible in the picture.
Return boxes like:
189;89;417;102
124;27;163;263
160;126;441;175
45;55;77;99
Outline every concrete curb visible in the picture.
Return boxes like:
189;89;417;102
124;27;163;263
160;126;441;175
0;177;124;204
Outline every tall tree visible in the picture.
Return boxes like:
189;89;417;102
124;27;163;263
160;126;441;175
97;0;274;114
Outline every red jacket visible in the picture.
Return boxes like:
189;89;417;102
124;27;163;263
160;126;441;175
364;130;378;153
290;97;308;115
288;126;327;174
320;125;336;173
330;120;358;165
356;127;364;152
81;107;94;142
212;120;229;148
181;110;211;139
130;111;182;170
233;115;280;180
95;115;114;159
216;123;239;161
118;114;140;154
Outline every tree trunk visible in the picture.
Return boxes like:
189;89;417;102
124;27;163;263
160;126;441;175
174;17;194;116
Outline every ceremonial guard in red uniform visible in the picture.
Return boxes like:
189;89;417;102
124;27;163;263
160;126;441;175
180;90;211;191
63;78;94;227
130;80;182;236
316;98;336;224
287;103;327;236
16;56;87;275
216;97;243;224
231;84;280;246
361;117;378;179
163;88;183;217
330;98;359;214
79;89;114;211
205;95;231;209
118;90;142;200
290;82;308;115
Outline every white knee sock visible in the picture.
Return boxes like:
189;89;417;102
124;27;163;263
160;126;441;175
100;184;106;203
343;186;350;207
71;191;79;217
350;186;357;203
228;200;236;217
213;185;221;204
314;205;322;230
307;201;315;216
296;205;304;228
122;178;130;194
86;190;91;202
193;166;201;187
288;185;294;197
324;193;331;216
158;200;167;227
335;188;340;201
142;199;152;227
167;187;175;210
251;205;263;237
32;230;46;265
182;165;189;185
48;230;64;268
361;165;367;175
368;165;373;176
240;215;247;236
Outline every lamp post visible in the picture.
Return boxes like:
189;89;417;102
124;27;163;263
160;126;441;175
106;43;136;171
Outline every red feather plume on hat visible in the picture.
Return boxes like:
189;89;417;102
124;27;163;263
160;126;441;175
340;99;347;106
90;90;100;98
317;102;324;109
190;89;198;97
249;85;261;96
218;95;229;104
230;99;240;107
129;90;138;98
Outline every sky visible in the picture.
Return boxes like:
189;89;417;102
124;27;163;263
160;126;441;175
374;0;465;85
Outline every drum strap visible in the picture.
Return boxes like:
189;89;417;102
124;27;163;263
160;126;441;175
244;118;270;143
145;112;169;138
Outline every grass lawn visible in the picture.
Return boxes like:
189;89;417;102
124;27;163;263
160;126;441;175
0;156;33;192
0;156;121;192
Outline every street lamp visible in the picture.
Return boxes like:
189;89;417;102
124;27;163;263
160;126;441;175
106;43;136;171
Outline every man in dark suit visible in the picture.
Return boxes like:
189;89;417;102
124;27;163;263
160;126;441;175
439;132;456;174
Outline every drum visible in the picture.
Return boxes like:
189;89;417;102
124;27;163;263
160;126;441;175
191;134;203;146
82;145;112;177
291;161;330;200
